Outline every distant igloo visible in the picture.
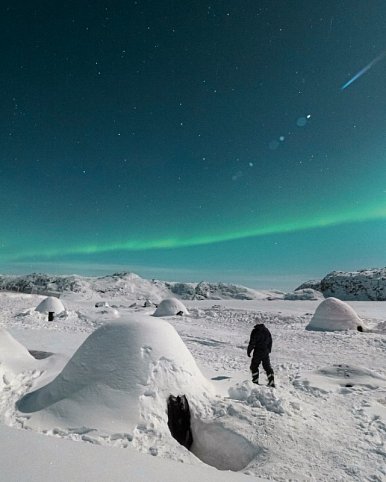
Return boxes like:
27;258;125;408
35;296;65;314
16;315;212;434
153;298;189;317
306;297;365;331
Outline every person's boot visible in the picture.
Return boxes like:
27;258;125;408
252;371;259;384
267;373;275;388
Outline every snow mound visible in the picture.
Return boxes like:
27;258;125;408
228;381;285;414
17;315;212;434
284;288;324;300
35;296;65;314
0;328;35;374
306;297;365;331
153;298;189;317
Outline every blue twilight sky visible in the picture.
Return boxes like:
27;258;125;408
1;1;386;289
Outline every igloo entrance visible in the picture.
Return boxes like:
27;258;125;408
167;394;258;472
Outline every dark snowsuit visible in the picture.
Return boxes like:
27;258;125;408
247;324;274;386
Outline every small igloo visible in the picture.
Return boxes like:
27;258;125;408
16;315;211;434
306;297;365;331
153;297;189;317
35;296;65;315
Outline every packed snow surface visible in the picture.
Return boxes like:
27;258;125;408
306;297;365;331
153;297;189;316
35;296;65;314
0;281;385;481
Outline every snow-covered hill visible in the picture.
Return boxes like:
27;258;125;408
0;272;281;302
298;268;386;301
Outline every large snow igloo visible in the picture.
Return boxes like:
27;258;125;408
16;315;211;434
153;297;189;317
306;297;365;331
35;296;65;315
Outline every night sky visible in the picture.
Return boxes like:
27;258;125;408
1;1;386;288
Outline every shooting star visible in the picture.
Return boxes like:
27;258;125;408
341;51;386;91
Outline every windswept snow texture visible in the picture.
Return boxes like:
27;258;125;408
17;315;212;435
35;296;65;314
0;285;385;481
153;298;189;317
306;297;365;331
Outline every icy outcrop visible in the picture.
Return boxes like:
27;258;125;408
0;273;82;296
320;269;386;301
297;268;386;301
193;281;259;300
167;280;272;300
0;272;274;301
284;289;324;301
295;279;322;292
306;297;365;332
17;315;213;434
35;296;65;314
153;298;189;317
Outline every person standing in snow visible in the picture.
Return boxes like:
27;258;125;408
247;322;275;387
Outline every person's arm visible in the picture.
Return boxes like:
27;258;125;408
247;329;256;357
267;332;272;353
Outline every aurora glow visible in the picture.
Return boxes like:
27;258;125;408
5;202;386;262
1;1;386;287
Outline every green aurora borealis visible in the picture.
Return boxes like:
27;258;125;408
4;201;386;261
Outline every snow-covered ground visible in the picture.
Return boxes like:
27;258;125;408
0;290;385;481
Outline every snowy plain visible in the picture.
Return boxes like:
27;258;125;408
0;287;385;482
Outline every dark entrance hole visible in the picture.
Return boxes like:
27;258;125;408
167;395;193;450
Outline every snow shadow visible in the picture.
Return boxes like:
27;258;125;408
190;417;258;471
28;350;53;360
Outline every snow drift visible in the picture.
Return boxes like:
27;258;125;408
0;328;35;375
306;297;365;331
17;315;212;434
153;298;189;317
